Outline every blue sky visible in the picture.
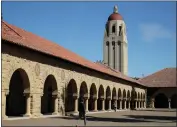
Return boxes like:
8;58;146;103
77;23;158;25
2;2;176;77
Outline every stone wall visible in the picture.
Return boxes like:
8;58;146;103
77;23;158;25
2;41;146;119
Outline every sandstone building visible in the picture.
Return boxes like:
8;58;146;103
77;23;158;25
1;5;176;120
1;6;147;120
139;68;177;109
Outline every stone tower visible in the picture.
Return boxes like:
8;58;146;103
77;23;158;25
103;5;128;75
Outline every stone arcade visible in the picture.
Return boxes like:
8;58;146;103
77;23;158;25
2;6;176;120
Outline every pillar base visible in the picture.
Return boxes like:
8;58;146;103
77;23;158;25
93;110;98;112
3;115;8;120
52;112;59;115
74;111;79;113
23;114;31;117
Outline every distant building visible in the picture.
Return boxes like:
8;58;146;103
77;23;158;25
139;68;177;108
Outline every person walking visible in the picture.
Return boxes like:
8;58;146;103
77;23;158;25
78;96;87;126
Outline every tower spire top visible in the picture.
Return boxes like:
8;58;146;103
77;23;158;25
113;5;118;13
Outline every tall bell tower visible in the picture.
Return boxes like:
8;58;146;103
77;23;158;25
103;5;128;75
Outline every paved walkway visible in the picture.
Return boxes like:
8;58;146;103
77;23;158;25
2;109;177;126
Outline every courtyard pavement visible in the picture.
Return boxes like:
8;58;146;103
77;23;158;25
2;109;177;126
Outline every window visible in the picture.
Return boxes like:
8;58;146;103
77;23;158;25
112;25;116;33
119;26;122;36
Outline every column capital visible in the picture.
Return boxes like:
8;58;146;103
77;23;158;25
151;98;155;102
118;97;123;100
52;94;60;98
2;90;9;96
168;98;171;102
24;93;32;97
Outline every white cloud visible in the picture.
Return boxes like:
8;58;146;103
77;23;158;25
139;23;175;42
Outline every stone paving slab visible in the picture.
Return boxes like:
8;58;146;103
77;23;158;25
2;109;177;126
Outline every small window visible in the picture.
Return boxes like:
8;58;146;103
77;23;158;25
106;41;109;46
119;26;122;36
112;41;115;46
112;25;116;33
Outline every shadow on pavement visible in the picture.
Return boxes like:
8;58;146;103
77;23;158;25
140;109;177;112
124;115;177;122
51;116;154;123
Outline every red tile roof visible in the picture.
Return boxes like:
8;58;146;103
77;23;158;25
2;20;144;86
139;68;177;87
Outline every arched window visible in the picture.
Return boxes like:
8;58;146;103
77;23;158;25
112;25;116;33
119;26;122;36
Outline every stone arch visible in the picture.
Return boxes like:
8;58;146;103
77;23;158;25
112;87;117;99
122;89;126;109
6;68;30;117
89;83;97;111
171;94;177;109
78;81;88;111
134;91;137;99
97;85;104;110
65;79;78;112
118;88;122;99
140;93;143;100
117;88;122;109
123;89;126;99
111;87;117;109
41;74;58;115
105;86;111;110
143;93;146;100
138;92;140;100
155;93;168;108
112;24;116;33
130;88;137;110
126;90;131;109
79;81;88;98
127;90;130;99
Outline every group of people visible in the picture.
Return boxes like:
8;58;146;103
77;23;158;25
77;96;117;126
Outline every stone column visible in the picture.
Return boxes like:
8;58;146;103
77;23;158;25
119;100;122;109
74;97;78;112
2;91;8;119
85;99;89;112
24;93;31;117
52;95;59;114
142;101;144;108
135;101;137;109
109;42;113;68
138;101;140;109
144;101;146;108
128;101;130;109
151;99;155;108
115;41;119;70
109;100;111;110
115;100;117;109
120;42;124;73
124;100;127;109
104;41;108;65
94;98;97;111
102;99;105;111
168;99;171;109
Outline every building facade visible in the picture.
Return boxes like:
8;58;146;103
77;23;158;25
139;68;177;109
1;6;147;120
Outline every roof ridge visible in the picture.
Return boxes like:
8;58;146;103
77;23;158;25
2;20;22;38
139;68;169;81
